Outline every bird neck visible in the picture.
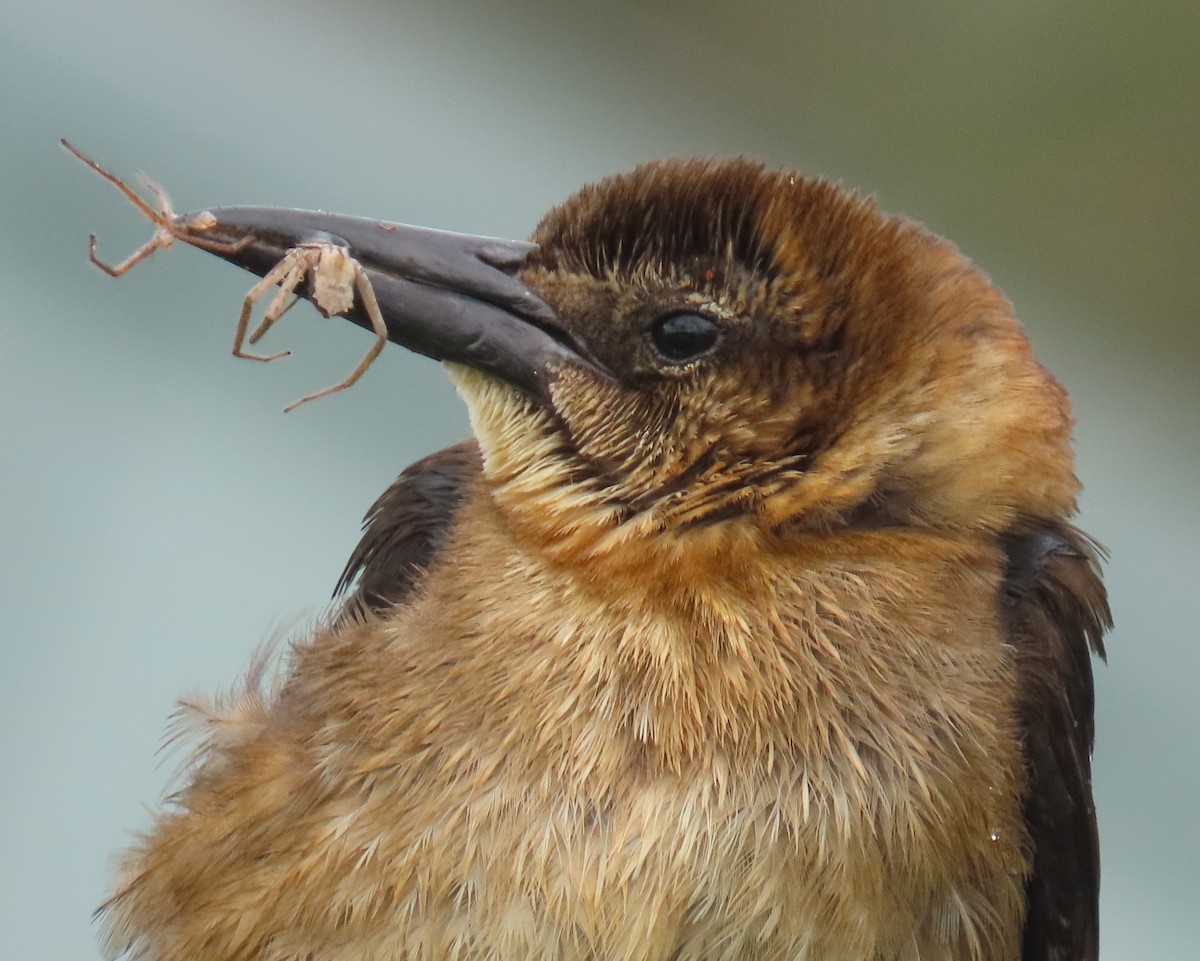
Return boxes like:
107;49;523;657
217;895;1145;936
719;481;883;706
412;482;1015;787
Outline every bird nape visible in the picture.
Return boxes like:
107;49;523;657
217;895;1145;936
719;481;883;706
76;149;1110;961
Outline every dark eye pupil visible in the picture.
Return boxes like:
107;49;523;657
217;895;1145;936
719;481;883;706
651;312;720;362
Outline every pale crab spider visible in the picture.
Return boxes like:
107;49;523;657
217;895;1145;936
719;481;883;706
235;240;388;412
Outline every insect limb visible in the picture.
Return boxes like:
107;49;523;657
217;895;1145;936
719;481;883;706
232;256;303;363
283;265;388;413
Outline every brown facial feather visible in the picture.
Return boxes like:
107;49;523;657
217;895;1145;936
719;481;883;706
104;158;1108;961
450;158;1079;581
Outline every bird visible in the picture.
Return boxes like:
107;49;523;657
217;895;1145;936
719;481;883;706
94;157;1110;961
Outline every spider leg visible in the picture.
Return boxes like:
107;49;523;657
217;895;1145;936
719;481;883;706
64;140;252;265
62;140;170;229
171;224;255;257
249;255;315;346
232;256;301;363
283;265;388;412
250;292;303;344
88;228;174;277
138;172;177;220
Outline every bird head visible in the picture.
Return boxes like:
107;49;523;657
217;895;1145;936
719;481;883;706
449;158;1080;576
182;157;1080;583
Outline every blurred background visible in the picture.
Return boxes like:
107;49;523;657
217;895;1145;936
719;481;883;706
2;1;1196;957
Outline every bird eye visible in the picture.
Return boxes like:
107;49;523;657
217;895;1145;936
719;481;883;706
650;312;721;363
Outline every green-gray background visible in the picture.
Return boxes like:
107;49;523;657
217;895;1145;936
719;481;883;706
2;1;1196;958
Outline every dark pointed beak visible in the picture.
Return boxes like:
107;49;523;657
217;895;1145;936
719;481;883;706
173;206;605;399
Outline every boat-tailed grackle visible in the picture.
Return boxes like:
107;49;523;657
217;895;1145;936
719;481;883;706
80;153;1110;961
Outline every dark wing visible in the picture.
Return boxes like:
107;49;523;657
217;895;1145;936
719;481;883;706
1001;524;1112;961
335;440;480;613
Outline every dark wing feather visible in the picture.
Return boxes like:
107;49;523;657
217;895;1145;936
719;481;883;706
335;441;480;613
1001;524;1111;961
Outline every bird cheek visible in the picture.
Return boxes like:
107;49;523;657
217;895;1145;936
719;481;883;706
550;370;645;466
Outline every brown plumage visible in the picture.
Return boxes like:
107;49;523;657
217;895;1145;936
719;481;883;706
99;158;1109;961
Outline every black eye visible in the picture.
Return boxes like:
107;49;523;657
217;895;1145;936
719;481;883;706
650;312;721;363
